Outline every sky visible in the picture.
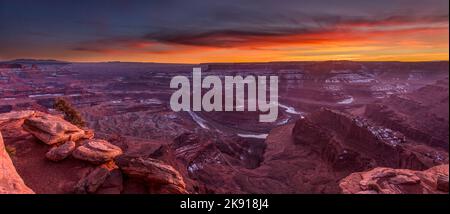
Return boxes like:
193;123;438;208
0;0;448;63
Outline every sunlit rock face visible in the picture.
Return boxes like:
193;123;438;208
339;164;449;194
0;132;34;194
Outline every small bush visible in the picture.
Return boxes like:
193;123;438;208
54;97;86;128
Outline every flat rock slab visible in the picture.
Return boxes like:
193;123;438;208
0;111;36;125
46;141;76;162
23;114;88;145
72;139;123;164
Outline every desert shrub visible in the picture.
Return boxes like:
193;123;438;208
54;97;86;128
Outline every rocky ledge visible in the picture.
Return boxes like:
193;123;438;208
292;108;448;173
0;111;187;194
339;164;449;194
0;132;34;194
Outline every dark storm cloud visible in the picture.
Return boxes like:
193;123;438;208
0;0;448;58
141;14;449;47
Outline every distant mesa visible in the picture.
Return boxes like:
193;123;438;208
0;63;23;69
1;59;70;65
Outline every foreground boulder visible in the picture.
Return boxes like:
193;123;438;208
117;156;187;194
0;111;36;126
339;164;449;194
45;141;76;162
23;113;89;145
72;139;123;164
0;132;34;194
74;161;123;194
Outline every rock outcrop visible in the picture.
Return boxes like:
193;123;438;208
436;174;449;191
23;113;90;145
116;156;187;194
45;141;76;162
72;139;123;164
364;80;449;150
1;106;447;194
0;110;189;194
0;111;36;126
154;128;341;194
74;161;123;194
0;132;34;194
292;108;447;173
0;111;126;194
339;164;449;194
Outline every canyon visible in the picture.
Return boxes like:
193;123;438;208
0;60;448;194
169;68;279;122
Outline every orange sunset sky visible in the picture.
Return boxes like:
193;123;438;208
0;0;448;63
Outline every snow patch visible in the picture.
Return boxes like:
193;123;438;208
139;98;162;105
28;93;64;98
237;133;269;139
188;163;202;174
337;96;354;104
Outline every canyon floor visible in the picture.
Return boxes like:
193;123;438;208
0;60;448;194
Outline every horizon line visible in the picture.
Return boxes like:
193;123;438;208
2;58;449;65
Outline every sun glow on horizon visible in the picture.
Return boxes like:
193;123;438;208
1;1;448;63
5;25;447;64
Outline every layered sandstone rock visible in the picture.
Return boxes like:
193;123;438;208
1;105;447;194
0;111;36;126
116;156;187;194
364;80;449;150
339;164;449;194
292;108;447;173
1;111;123;193
74;161;123;194
23;113;89;145
45;141;76;162
95;166;123;194
163;131;270;193
72;139;123;164
0;110;185;194
0;132;34;194
436;174;449;191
